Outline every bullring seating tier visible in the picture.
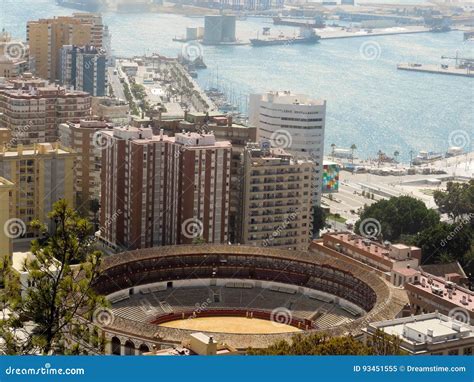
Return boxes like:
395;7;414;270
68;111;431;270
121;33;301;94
110;286;361;327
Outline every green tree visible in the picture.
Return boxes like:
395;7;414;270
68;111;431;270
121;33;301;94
412;222;472;265
247;331;405;355
355;196;440;242
350;144;357;164
192;236;207;245
434;180;473;222
0;200;106;355
312;206;328;236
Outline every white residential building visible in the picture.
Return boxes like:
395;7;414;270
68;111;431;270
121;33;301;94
363;312;474;355
248;91;326;205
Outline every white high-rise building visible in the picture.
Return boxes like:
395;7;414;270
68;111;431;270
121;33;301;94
248;91;326;205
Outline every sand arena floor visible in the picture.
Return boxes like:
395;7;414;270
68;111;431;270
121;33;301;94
159;316;302;334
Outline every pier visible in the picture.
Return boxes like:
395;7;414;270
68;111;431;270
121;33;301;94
397;63;473;78
318;26;436;40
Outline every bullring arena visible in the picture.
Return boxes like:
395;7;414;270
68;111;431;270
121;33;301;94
92;245;408;354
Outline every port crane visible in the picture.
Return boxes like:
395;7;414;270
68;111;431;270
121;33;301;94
441;52;474;74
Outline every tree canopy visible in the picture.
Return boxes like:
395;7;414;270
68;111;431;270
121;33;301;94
355;196;439;242
247;331;405;355
0;199;106;355
312;206;328;236
434;180;473;222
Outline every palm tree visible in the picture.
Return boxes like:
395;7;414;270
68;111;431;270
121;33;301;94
350;144;357;164
377;150;383;166
393;151;400;167
409;150;415;168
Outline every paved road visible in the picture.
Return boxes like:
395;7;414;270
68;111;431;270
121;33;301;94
108;67;125;101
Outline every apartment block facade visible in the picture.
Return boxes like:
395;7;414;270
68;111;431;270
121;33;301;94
27;14;104;81
0;30;30;79
0;143;75;238
59;119;111;214
0;177;14;258
60;45;108;96
100;126;231;250
0;74;91;145
249;91;326;205
237;144;315;251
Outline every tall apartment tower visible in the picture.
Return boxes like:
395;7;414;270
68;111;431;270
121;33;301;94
59;119;111;214
0;74;91;145
100;126;231;250
27;14;104;81
237;144;315;251
248;91;326;205
60;45;108;96
0;177;14;259
0;143;75;239
0;29;30;79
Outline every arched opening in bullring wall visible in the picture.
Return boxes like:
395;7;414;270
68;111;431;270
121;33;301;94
111;336;121;355
124;340;135;356
139;344;150;354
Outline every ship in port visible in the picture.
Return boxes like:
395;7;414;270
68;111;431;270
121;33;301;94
56;0;102;12
273;16;325;29
250;27;320;47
